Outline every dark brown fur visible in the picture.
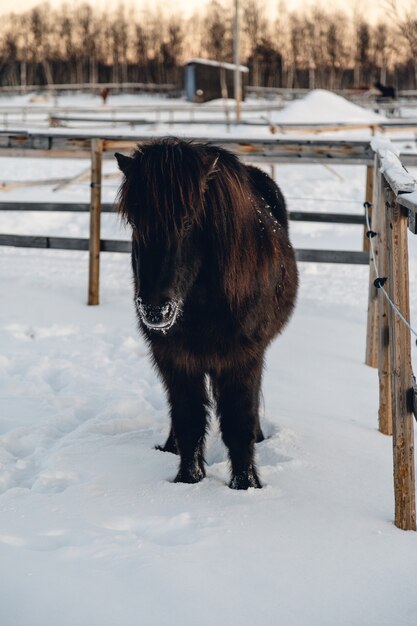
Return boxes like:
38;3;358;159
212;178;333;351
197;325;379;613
116;137;298;489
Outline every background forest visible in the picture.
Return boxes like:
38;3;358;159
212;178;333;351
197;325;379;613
1;0;417;90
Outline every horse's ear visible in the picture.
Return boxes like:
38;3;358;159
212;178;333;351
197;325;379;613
115;152;133;175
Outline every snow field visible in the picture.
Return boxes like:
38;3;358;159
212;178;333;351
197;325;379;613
1;90;417;625
1;246;417;626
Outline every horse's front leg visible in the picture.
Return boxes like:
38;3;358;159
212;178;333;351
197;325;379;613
216;361;263;490
159;367;208;484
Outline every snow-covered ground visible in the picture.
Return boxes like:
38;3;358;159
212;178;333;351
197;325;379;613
1;91;417;626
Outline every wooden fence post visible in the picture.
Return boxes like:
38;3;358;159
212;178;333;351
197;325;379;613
365;157;378;367
377;177;392;435
88;138;103;305
363;163;374;253
386;191;416;530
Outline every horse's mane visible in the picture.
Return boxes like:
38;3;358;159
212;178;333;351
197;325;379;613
118;138;281;307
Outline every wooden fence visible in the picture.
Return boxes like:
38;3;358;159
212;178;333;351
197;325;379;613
366;138;417;530
0;132;377;307
1;130;417;529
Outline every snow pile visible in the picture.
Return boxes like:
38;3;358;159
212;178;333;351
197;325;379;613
272;89;385;124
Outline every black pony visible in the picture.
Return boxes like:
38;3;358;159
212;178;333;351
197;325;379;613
116;138;298;489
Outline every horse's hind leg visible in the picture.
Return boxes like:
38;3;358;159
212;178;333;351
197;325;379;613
215;361;263;490
159;367;208;484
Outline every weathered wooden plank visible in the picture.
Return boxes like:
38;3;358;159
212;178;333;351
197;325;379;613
295;249;369;264
363;164;374;253
0;102;286;116
409;211;417;234
365;157;378;368
0;202;115;212
100;240;131;253
0;235;370;264
386;191;416;530
88;139;102;306
0;234;50;248
378;174;392;435
289;211;365;224
49;115;275;127
0;235;132;252
49;115;150;126
396;191;417;218
0;81;176;93
0;203;366;224
0;132;375;163
0;234;89;249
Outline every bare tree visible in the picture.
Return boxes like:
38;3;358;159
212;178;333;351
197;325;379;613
0;0;417;90
372;22;391;84
204;1;233;62
385;0;417;86
242;0;270;85
354;20;370;86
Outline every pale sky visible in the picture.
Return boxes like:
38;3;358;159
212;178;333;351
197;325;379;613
0;0;398;21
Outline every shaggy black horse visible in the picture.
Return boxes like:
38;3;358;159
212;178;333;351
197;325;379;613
116;138;298;489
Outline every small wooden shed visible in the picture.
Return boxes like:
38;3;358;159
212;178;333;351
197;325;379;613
184;58;249;103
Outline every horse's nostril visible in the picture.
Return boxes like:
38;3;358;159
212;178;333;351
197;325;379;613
135;297;181;331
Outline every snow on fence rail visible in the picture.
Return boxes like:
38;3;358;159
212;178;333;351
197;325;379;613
365;137;417;530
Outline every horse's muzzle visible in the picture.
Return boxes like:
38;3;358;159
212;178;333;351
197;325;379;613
135;297;182;332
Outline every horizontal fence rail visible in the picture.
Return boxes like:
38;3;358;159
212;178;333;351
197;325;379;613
0;233;369;265
0;131;376;163
0;201;366;223
0;196;369;265
0;82;177;94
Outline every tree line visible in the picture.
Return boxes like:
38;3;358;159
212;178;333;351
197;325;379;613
0;0;417;91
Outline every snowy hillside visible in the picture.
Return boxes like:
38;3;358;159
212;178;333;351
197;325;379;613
1;90;417;626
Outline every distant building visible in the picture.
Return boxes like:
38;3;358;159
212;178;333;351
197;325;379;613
184;58;249;103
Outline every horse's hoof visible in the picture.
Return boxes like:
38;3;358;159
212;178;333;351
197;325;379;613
229;468;262;490
174;466;205;484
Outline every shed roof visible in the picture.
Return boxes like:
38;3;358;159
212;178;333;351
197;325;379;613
185;58;249;73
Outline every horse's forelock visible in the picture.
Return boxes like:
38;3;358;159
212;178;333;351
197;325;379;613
118;139;210;242
117;139;279;308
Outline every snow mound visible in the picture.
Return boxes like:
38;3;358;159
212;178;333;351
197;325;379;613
273;89;385;124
